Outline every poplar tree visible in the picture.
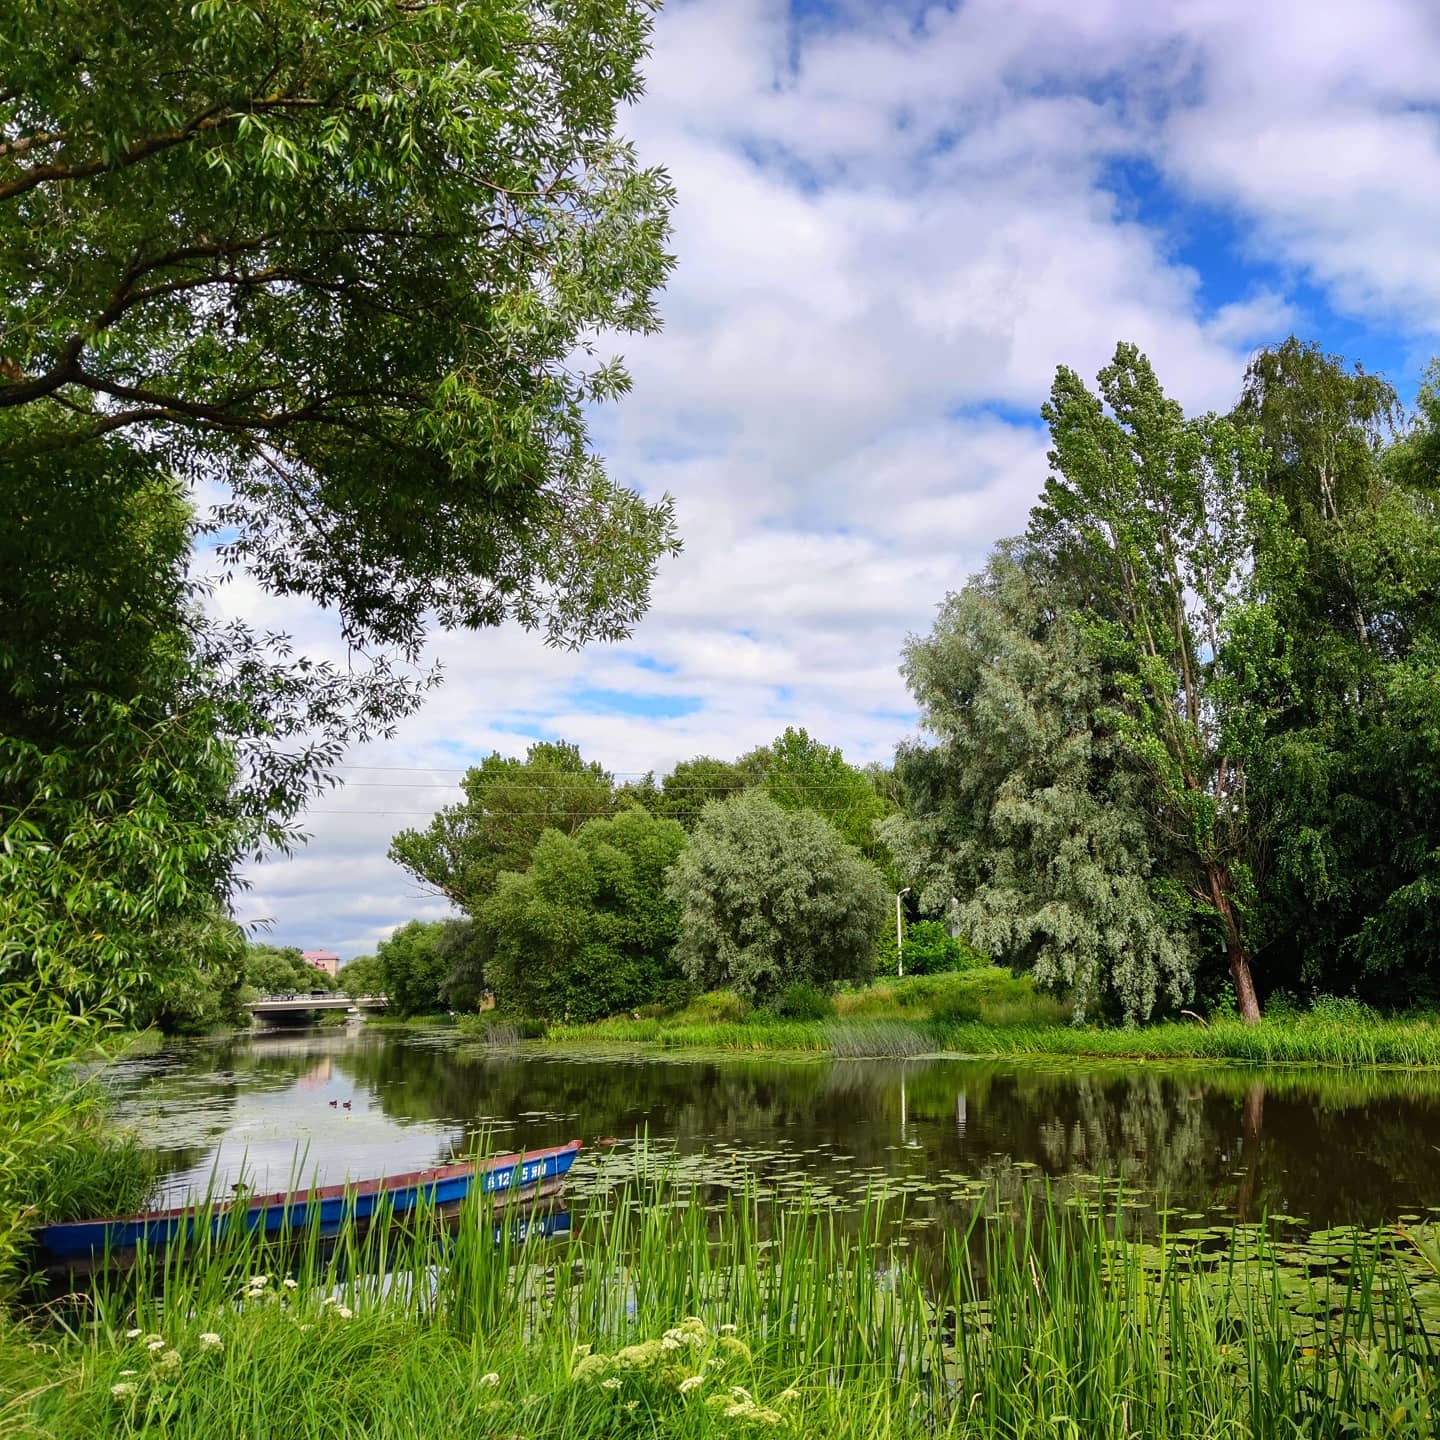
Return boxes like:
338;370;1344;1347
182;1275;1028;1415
1027;344;1294;1021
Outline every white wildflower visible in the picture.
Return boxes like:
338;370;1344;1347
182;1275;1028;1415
110;1383;137;1399
124;1328;142;1340
718;1323;737;1334
730;1386;754;1403
282;1278;298;1291
678;1376;704;1395
249;1275;269;1288
660;1335;681;1352
778;1387;800;1403
146;1339;167;1353
478;1373;500;1388
157;1350;181;1372
572;1343;592;1358
600;1377;622;1391
625;1400;638;1413
333;1306;353;1320
118;1370;137;1378
198;1333;223;1353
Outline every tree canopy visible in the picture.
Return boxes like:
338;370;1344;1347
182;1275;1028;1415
751;727;895;868
389;741;616;909
882;545;1195;1022
666;790;887;1003
891;338;1440;1022
1;0;679;664
376;921;450;1018
482;808;688;1021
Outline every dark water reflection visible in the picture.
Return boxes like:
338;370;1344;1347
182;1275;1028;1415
104;1028;1440;1229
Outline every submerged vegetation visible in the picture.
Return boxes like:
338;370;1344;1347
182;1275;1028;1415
3;1177;1438;1439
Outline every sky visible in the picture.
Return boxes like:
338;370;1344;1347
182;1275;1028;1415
226;0;1440;958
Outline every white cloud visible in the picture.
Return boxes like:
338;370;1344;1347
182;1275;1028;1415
228;0;1440;953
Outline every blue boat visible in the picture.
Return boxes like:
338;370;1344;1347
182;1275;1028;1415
35;1140;582;1263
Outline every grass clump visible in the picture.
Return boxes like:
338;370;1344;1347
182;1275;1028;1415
549;971;1440;1068
3;1178;1437;1439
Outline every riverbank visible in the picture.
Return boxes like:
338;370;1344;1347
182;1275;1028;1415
4;1183;1436;1439
545;971;1440;1068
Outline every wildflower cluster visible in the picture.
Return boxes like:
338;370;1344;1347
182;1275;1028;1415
567;1318;796;1425
109;1320;229;1402
704;1385;785;1426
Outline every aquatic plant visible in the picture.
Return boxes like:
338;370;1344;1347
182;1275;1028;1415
4;1172;1437;1439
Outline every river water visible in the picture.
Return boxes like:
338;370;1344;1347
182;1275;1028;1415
102;1025;1440;1233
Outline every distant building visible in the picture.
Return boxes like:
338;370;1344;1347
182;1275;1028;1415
302;948;341;980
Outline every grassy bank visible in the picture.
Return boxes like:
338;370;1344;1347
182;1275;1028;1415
546;971;1440;1068
4;1180;1437;1439
0;1026;159;1295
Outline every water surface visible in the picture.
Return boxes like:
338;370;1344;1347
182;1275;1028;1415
103;1026;1440;1232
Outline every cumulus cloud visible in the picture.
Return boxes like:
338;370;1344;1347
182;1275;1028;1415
227;0;1440;953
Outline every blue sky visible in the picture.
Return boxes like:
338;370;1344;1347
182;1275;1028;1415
227;0;1440;955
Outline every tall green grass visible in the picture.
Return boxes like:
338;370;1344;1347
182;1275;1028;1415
551;971;1440;1067
5;1176;1437;1438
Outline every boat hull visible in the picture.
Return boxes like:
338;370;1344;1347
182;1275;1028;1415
35;1141;582;1262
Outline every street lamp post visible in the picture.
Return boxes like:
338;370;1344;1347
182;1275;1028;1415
896;887;910;977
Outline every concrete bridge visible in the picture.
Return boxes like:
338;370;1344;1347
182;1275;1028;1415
246;993;389;1027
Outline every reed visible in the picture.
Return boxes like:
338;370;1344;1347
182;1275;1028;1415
551;983;1440;1068
4;1175;1436;1439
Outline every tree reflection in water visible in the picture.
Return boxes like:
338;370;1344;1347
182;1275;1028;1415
100;1030;1440;1231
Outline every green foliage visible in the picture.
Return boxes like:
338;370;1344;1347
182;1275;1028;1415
377;922;452;1018
617;756;754;831
898;919;971;976
751;727;895;866
432;920;490;1013
390;742;616;909
885;544;1197;1022
1235;341;1440;1000
667;790;887;1003
338;953;384;999
770;982;835;1021
1027;343;1286;1020
1;442;263;1026
127;916;250;1033
1;0;679;666
241;943;335;996
481;808;688;1021
0;0;685;1283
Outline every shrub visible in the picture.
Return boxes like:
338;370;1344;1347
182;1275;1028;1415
1307;994;1379;1025
772;982;834;1021
678;990;752;1024
900;920;971;975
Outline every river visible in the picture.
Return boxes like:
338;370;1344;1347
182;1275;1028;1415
102;1025;1440;1234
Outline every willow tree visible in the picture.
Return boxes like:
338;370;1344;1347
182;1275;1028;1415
1028;343;1295;1021
667;791;887;1003
883;545;1196;1022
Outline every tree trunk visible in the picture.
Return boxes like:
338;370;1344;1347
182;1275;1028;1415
1205;862;1261;1024
1236;1081;1265;1221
